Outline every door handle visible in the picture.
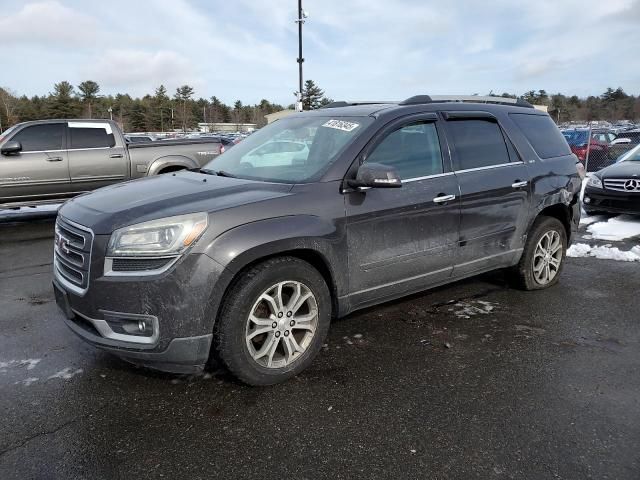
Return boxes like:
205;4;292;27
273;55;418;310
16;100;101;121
109;154;124;158
512;180;528;188
46;157;63;162
433;194;456;204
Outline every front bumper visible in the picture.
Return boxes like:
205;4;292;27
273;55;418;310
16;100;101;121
583;186;640;215
53;242;234;374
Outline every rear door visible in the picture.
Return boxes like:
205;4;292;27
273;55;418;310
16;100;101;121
67;122;128;192
345;114;460;306
0;122;70;204
442;112;531;275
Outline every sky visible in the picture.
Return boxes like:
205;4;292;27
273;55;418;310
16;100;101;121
1;0;639;105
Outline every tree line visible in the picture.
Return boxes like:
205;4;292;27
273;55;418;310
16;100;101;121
0;79;332;133
488;87;640;124
1;81;637;133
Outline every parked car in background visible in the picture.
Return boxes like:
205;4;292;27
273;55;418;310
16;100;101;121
562;129;610;164
608;130;640;162
0;119;225;209
52;95;581;385
584;145;640;214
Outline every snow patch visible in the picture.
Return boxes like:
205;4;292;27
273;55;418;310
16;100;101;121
587;215;640;241
48;367;83;380
451;300;497;319
0;358;41;372
567;243;640;262
580;215;606;226
15;377;39;386
566;243;592;258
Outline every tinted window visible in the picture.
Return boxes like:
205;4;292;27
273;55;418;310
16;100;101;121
447;119;510;170
511;114;571;159
10;124;64;152
70;126;115;149
366;121;443;179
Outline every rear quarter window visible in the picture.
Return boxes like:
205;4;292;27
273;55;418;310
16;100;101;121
510;114;571;159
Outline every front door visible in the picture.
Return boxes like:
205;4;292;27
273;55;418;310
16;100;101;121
345;115;460;308
442;113;531;275
0;122;70;205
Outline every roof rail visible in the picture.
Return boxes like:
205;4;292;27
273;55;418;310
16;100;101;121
320;101;396;109
399;95;534;109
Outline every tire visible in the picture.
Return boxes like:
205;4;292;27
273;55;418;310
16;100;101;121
512;216;567;291
213;256;331;386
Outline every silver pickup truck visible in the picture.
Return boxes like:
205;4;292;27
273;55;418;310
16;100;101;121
0;119;224;208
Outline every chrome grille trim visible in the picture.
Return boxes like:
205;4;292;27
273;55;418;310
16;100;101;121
604;178;640;192
54;217;94;296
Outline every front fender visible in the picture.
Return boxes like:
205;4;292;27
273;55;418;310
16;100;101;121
203;215;347;296
147;155;199;175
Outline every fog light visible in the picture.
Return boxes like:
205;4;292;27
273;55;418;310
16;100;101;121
103;313;155;337
584;196;591;204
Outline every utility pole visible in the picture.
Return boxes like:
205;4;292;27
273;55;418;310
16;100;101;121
294;0;307;112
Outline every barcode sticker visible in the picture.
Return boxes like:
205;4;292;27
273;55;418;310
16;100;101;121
321;119;360;132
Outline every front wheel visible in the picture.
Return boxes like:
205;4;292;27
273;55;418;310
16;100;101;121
512;216;567;290
213;256;331;386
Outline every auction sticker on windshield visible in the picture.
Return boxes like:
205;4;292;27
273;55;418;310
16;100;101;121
322;119;360;132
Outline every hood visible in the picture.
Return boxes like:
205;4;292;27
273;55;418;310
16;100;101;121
59;171;293;234
597;161;640;179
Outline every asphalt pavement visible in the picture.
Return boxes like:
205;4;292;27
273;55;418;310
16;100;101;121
1;211;639;479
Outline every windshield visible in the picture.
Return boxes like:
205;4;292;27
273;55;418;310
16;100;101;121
619;144;640;162
203;115;372;183
0;124;20;143
562;130;588;146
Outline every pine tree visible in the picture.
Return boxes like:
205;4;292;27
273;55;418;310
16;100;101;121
47;81;80;118
302;80;325;110
77;80;100;118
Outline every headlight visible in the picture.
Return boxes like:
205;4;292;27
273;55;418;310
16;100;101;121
107;212;208;257
587;176;603;189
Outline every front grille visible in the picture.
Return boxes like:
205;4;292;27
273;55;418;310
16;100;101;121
111;257;174;272
604;178;640;193
54;217;93;294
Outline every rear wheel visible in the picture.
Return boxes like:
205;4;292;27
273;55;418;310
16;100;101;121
213;256;331;386
512;216;567;290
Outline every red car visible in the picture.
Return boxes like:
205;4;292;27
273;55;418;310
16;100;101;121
562;129;611;171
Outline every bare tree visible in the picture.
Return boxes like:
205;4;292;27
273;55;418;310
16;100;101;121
0;87;19;131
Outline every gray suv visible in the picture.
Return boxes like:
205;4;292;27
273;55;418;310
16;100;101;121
53;95;581;385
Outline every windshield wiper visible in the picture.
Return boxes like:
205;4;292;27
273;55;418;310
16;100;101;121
197;168;238;178
214;170;237;178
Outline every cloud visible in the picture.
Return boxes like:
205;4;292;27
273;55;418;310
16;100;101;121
0;1;100;46
85;49;203;94
0;0;639;104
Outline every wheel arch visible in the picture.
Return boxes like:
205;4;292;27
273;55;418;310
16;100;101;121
215;247;340;325
147;155;199;175
539;204;570;236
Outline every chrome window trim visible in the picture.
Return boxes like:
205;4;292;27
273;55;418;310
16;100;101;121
103;255;180;277
402;172;455;183
8;149;66;154
454;161;524;174
67;146;115;152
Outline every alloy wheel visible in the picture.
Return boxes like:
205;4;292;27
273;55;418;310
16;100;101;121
245;281;318;369
532;230;563;285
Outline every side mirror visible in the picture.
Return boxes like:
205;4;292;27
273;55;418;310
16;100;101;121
1;141;22;155
348;162;402;190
